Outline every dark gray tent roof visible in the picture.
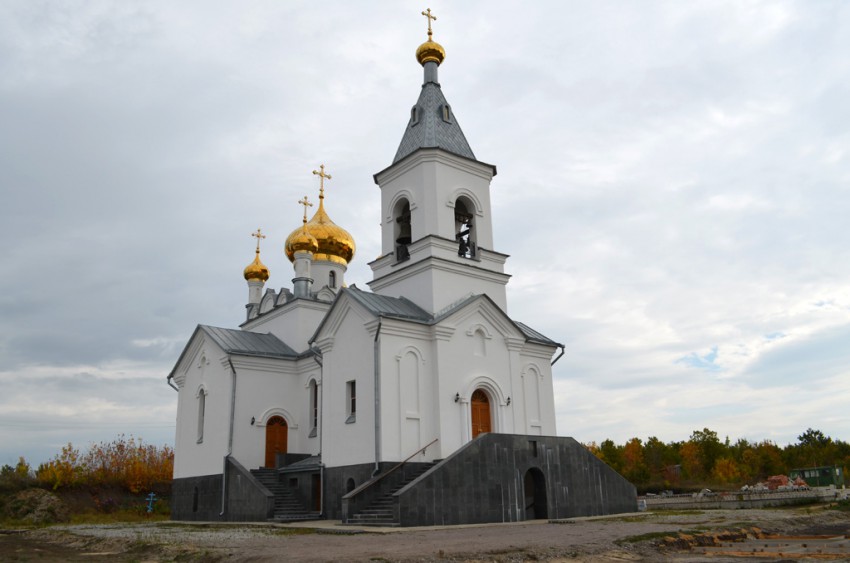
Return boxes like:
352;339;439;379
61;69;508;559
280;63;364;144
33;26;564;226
393;81;476;164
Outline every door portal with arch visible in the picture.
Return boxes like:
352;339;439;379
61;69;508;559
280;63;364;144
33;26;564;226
264;415;288;468
470;389;492;439
524;467;548;519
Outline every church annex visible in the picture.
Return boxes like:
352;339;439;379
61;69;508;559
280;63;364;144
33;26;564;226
167;11;636;526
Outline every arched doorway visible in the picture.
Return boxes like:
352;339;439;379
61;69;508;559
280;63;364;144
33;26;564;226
524;467;548;519
470;390;491;439
265;416;288;468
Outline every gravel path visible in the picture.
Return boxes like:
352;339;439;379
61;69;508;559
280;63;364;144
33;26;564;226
2;506;848;562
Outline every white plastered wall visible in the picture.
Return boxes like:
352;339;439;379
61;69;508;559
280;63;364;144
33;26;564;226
315;301;377;468
377;324;438;462
370;298;559;464
241;299;330;353
376;150;496;255
172;338;232;479
229;355;320;469
370;255;509;314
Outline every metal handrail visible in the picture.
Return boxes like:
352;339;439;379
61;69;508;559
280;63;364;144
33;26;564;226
350;438;438;499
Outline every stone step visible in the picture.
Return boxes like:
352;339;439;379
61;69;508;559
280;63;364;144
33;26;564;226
345;462;439;526
251;467;316;522
349;513;394;520
346;519;399;527
270;513;321;523
357;508;394;515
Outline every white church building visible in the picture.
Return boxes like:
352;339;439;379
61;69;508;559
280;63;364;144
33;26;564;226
168;13;635;525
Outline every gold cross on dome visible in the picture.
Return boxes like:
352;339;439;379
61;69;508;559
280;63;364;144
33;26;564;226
421;8;437;39
297;195;313;222
251;228;266;252
312;164;332;197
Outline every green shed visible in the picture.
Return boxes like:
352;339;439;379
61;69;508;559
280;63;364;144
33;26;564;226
789;465;845;488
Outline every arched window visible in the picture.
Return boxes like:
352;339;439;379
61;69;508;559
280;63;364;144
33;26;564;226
393;198;412;262
454;198;476;258
196;390;206;443
329;271;336;289
309;380;319;438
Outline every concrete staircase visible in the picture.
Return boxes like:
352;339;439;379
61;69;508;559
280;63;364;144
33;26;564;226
250;468;320;522
346;463;436;527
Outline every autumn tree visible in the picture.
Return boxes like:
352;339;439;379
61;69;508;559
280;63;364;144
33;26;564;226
712;457;740;483
643;436;674;475
689;428;723;477
622;438;650;484
36;435;173;493
679;441;702;479
598;439;624;472
790;428;834;468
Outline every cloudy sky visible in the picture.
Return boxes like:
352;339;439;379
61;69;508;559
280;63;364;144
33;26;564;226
1;1;849;467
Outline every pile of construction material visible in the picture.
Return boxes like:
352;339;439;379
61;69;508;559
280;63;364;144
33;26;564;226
741;474;809;492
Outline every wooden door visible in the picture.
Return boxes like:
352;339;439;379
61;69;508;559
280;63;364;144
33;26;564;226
311;474;321;512
471;390;491;438
265;416;288;468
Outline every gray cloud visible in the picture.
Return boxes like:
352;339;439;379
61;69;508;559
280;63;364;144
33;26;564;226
1;1;849;465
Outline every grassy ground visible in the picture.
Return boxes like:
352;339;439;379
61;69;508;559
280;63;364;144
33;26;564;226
0;484;170;528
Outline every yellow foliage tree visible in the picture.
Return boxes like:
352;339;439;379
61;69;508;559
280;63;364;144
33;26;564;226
712;457;740;483
36;435;173;493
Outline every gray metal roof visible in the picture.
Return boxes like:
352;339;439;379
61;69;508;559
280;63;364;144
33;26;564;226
200;325;298;358
345;288;432;322
347;288;561;347
515;321;562;347
393;82;476;164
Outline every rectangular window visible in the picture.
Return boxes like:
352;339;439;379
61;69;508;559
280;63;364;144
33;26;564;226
345;380;356;423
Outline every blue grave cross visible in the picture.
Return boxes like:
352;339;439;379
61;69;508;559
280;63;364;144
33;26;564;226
146;492;157;513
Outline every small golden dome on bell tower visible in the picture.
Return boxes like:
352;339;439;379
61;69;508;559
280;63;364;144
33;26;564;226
416;8;445;66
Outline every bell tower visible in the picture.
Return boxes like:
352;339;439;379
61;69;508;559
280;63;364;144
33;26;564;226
368;10;510;314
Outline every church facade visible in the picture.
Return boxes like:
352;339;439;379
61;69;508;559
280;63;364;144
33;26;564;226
167;14;636;525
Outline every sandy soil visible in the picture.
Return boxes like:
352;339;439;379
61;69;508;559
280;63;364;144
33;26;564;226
1;506;848;562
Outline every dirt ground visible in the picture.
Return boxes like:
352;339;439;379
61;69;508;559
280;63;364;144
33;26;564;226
1;506;848;562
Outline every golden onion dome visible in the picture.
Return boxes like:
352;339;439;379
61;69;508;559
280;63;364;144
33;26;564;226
416;39;445;66
285;222;319;257
416;9;445;66
285;197;355;265
243;250;269;282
